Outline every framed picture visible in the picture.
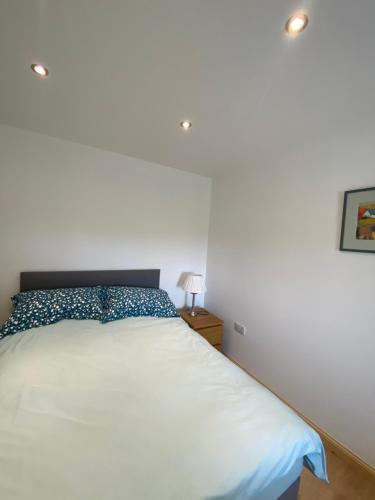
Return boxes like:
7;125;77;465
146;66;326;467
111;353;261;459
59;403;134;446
340;187;375;253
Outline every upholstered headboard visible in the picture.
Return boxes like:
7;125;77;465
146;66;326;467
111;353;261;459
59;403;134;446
20;270;160;292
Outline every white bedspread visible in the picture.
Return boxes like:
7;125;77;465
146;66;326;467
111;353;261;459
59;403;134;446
0;317;327;500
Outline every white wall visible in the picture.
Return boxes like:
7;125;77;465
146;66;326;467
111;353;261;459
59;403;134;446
206;122;375;467
0;124;211;322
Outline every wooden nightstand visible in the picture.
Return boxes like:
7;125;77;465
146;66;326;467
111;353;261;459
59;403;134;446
178;308;224;351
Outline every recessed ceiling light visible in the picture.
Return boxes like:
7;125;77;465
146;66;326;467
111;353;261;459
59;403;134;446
31;63;49;77
285;13;308;34
180;120;192;130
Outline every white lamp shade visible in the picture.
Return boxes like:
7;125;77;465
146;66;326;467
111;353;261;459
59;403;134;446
183;274;207;294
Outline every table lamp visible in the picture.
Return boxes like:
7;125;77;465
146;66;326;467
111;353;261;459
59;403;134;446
183;274;207;316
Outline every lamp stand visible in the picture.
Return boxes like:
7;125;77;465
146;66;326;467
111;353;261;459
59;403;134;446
190;293;197;316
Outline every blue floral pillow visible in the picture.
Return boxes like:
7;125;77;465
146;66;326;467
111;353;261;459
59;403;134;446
0;287;104;338
101;286;179;323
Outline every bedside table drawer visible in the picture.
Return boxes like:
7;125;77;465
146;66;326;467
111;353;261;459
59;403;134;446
196;325;223;346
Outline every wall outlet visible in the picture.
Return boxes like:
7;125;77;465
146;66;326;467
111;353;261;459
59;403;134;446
234;322;246;336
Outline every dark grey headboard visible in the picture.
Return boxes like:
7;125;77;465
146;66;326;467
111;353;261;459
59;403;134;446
20;269;160;292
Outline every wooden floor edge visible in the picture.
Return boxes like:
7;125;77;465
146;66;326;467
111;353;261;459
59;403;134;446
225;354;375;481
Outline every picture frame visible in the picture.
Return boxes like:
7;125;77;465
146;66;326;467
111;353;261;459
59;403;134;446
340;187;375;253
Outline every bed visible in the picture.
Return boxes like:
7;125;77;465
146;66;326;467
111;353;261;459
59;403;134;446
0;270;327;500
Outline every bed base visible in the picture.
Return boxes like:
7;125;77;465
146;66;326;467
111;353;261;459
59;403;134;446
277;477;300;500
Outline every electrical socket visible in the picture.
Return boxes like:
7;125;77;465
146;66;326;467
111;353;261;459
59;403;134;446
234;322;246;336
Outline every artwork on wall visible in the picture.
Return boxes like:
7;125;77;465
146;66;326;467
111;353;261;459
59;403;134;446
340;187;375;253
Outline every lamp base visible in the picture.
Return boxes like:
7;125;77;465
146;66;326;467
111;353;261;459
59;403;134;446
189;293;197;316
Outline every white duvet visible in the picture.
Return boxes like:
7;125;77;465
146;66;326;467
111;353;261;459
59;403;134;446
0;317;327;500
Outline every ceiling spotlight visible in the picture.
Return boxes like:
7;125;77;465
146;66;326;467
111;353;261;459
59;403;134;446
285;13;308;34
31;63;49;77
180;120;192;130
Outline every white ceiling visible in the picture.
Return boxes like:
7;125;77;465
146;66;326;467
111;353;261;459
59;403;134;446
1;0;374;177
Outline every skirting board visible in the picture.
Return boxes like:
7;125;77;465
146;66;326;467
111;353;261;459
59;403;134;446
225;354;375;484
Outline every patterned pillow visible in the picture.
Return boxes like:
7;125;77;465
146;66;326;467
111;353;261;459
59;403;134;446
0;287;104;338
101;286;179;323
